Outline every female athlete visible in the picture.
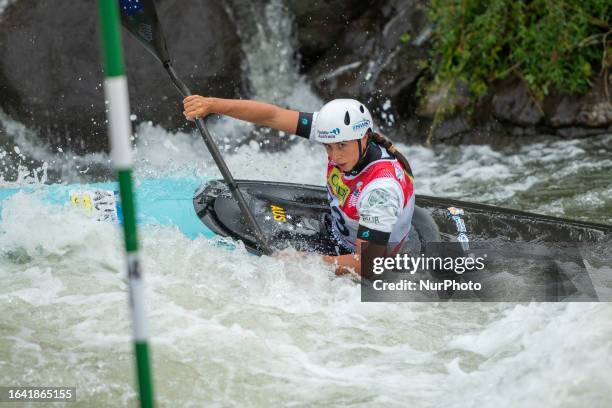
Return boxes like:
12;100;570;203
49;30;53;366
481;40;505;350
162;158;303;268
183;96;415;276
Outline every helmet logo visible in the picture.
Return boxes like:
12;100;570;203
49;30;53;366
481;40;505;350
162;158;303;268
352;119;370;131
317;128;341;138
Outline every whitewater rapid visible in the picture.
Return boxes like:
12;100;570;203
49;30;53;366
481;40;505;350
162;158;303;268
1;116;611;406
2;0;611;405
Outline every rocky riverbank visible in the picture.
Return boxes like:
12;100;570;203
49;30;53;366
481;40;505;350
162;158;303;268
1;0;610;151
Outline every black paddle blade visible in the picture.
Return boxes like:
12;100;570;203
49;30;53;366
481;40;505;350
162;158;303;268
118;0;170;64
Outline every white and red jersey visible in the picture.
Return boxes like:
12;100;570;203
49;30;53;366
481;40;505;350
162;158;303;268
326;144;415;253
295;111;415;253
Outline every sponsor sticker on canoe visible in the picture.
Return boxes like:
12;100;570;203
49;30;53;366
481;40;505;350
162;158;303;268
457;232;470;251
270;204;287;222
447;206;464;216
452;215;466;232
69;189;118;221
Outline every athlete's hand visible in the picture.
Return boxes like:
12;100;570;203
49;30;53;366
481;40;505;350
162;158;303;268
275;248;308;260
183;95;215;121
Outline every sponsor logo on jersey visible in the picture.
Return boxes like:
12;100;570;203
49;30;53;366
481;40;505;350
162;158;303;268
394;163;404;180
366;188;390;207
361;215;380;224
353;181;364;196
348;181;364;206
328;167;350;205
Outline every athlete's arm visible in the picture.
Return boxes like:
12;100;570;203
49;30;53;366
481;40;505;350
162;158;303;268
324;182;404;275
183;95;299;134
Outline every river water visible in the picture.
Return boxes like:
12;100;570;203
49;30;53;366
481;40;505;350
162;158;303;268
2;112;611;408
1;0;612;407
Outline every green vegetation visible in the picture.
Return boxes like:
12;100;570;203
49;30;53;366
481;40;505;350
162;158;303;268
400;32;412;44
427;0;612;100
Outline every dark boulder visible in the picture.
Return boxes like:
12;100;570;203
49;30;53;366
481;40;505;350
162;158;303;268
0;0;243;153
547;76;612;130
301;0;431;141
487;75;612;139
491;78;544;126
285;0;376;70
292;0;611;143
415;75;612;142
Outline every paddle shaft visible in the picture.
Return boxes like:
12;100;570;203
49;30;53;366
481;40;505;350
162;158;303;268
118;0;271;254
163;63;272;255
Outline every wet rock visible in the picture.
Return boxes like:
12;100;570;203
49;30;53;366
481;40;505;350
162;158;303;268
285;0;376;69
431;114;472;141
542;76;612;140
303;0;431;140
0;0;243;152
556;126;612;139
492;79;544;126
292;0;610;144
549;97;581;127
416;80;470;119
508;125;540;137
577;101;612;127
548;77;612;130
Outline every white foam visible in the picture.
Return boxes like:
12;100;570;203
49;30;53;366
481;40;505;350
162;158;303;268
1;109;111;185
2;129;612;405
1;1;611;402
132;120;328;185
444;303;612;408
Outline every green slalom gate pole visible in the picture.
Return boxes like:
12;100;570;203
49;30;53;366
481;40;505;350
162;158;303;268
97;1;155;407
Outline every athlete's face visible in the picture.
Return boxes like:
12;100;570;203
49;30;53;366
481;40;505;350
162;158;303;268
323;134;368;172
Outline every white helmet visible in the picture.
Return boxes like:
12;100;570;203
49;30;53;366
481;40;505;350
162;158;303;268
314;99;373;143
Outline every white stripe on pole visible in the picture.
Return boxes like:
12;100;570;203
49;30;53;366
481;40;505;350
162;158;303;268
104;76;133;169
127;253;148;341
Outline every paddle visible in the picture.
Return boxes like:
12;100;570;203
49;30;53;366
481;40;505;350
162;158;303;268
117;0;272;255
